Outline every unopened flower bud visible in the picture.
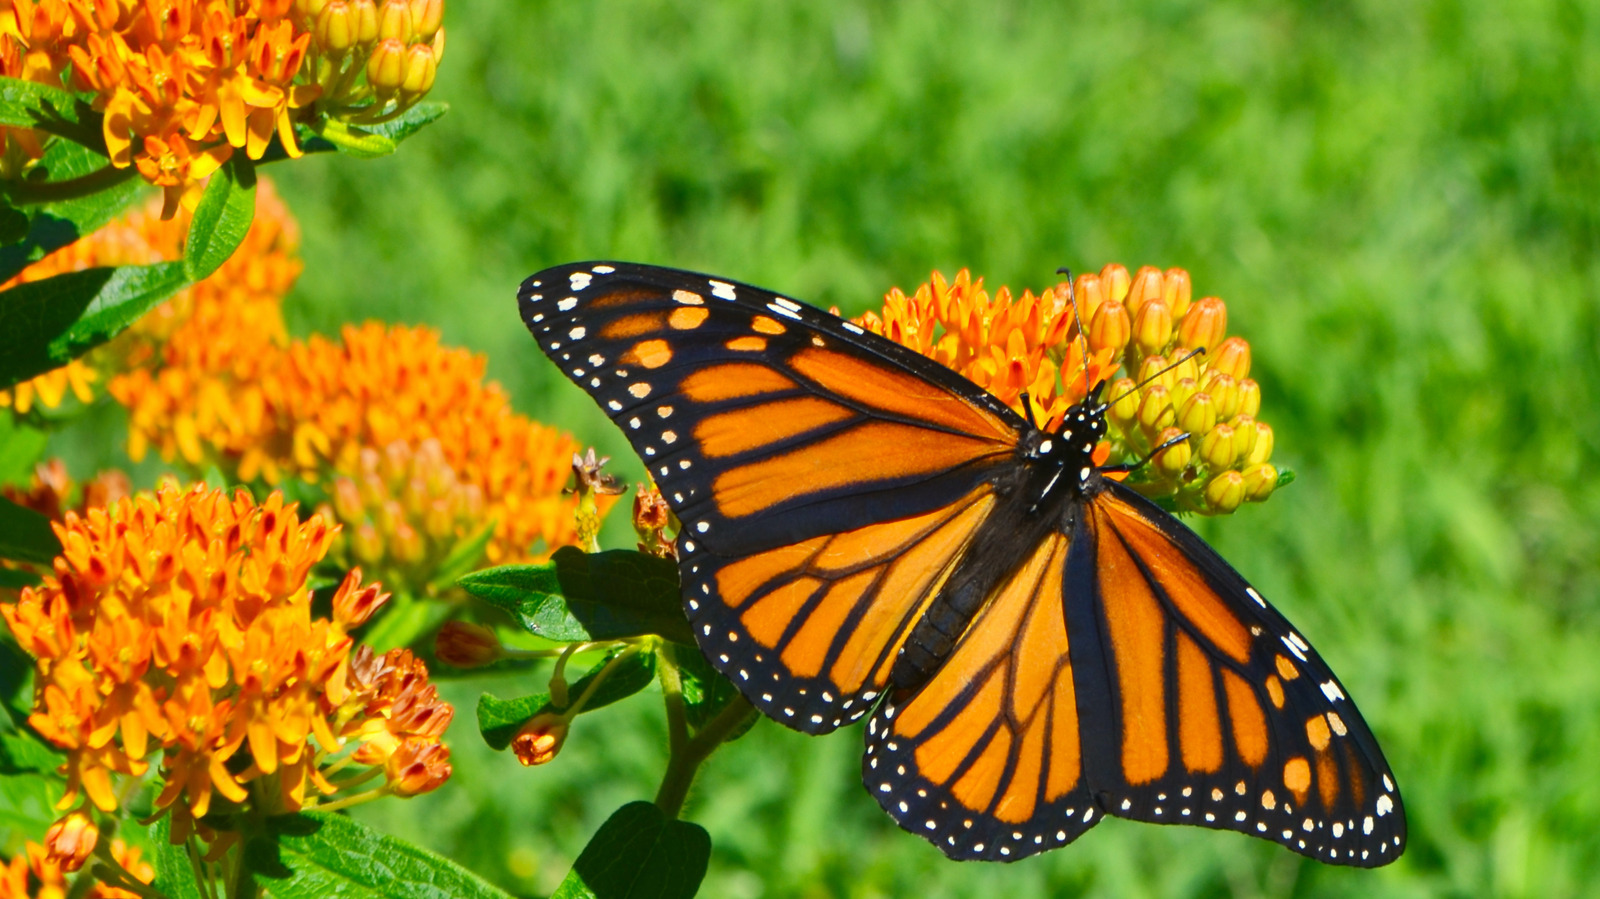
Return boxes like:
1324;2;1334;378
351;0;379;43
1236;378;1261;417
1178;296;1228;352
391;521;424;565
1088;298;1129;354
376;0;411;41
352;520;385;565
366;37;407;90
1073;272;1105;326
1126;266;1163;319
512;712;569;766
1208;336;1251;381
1228;414;1258;461
400;42;436;95
1153;427;1190;476
1241;462;1279;502
1178;391;1217;439
1204;470;1246;514
1200;370;1239;418
1107;377;1140;427
1099;263;1131;305
333;477;364;523
297;0;332;19
1245;421;1274;466
1137;384;1175;434
434;620;503;667
44;812;98;872
408;0;442;38
316;0;356;52
1199;422;1236;469
1136;354;1171;391
1162;268;1192;318
1132;299;1173;355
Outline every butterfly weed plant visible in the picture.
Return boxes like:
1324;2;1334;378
0;5;1310;888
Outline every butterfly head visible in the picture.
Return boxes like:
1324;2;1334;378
1021;380;1110;506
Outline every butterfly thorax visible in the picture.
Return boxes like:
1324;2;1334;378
889;396;1108;692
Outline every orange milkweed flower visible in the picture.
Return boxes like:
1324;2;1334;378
2;483;454;849
859;264;1282;514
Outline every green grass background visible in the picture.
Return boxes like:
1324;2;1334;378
177;0;1600;895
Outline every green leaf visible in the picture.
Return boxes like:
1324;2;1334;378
0;771;62;845
1276;468;1297;488
0;77;103;149
477;649;656;750
672;647;755;741
309;103;449;159
0;495;59;565
0;639;35;725
183;155;256;282
0;568;40;589
0;415;48;487
244;811;515;899
0;261;187;389
551;801;710;899
0;729;63;775
0;141;145;285
459;548;692;645
426;518;497;593
149;816;206;899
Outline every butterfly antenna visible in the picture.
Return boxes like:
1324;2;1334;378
1100;346;1205;413
1055;267;1097;402
1018;391;1039;429
1100;428;1192;476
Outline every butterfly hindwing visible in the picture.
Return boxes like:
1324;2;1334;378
519;262;1024;733
1073;483;1405;866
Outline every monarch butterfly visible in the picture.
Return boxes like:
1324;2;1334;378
518;262;1405;866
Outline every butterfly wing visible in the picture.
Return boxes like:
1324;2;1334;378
864;480;1403;866
519;262;1024;733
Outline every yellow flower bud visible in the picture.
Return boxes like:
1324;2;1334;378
352;0;379;44
1136;354;1172;391
376;0;412;41
1137;384;1175;434
1163;267;1192;318
1126;266;1163;319
1237;377;1261;417
1204;470;1246;514
1088;297;1130;354
1107;377;1140;428
316;0;356;52
409;0;442;39
366;37;408;90
1200;370;1239;418
1178;296;1227;352
297;0;331;20
1241;462;1279;502
401;42;438;95
1153;426;1190;476
1208;335;1251;381
1177;391;1217;439
1170;352;1200;385
1228;414;1258;460
1199;422;1236;469
45;812;98;873
1170;376;1197;413
353;520;385;564
1132;298;1173;355
1245;421;1274;466
333;476;364;523
1099;263;1131;305
434;620;503;668
391;521;424;565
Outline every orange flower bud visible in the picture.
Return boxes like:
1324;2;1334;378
1106;377;1140;428
1153;427;1190;477
386;738;452;796
1208;336;1251;381
1126;266;1163;319
1245;421;1274;466
1162;268;1192;318
375;0;411;41
44;812;97;873
352;519;385;564
1132;298;1173;355
1178;297;1227;352
1073;272;1105;326
1236;378;1261;417
333;477;364;523
400;42;436;95
408;0;442;38
1204;470;1246;514
1199;422;1236;469
1177;390;1215;438
366;37;407;90
434;620;502;668
511;712;568;766
1241;463;1279;502
1099;263;1131;305
351;0;379;43
331;567;389;627
316;0;356;52
1088;298;1129;354
1137;384;1174;434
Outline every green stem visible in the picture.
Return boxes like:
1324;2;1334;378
5;163;137;204
657;643;689;758
653;694;757;819
186;834;216;899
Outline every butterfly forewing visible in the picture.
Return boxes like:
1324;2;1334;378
519;262;1023;732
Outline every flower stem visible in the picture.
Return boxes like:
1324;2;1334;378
653;693;757;819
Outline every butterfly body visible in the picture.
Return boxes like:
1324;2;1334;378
519;261;1405;867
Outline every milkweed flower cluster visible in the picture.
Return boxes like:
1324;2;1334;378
857;265;1279;514
1;484;454;847
0;0;447;215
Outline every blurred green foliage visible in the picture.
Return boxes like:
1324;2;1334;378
89;0;1600;895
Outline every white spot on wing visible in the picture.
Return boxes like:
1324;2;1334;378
592;264;615;274
709;280;737;300
569;272;592;290
557;297;578;311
